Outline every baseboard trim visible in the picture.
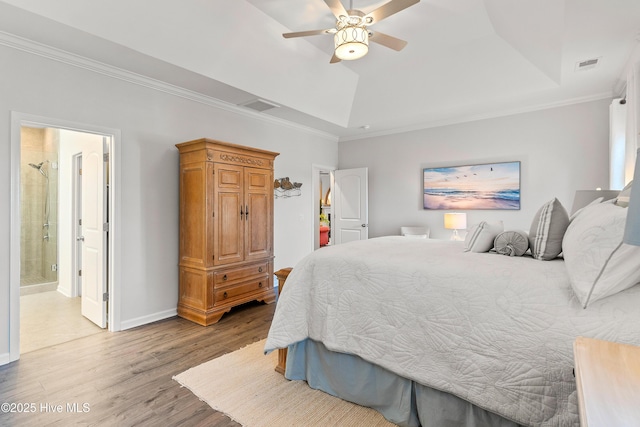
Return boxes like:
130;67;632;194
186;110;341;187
0;352;12;366
56;285;73;298
119;308;177;331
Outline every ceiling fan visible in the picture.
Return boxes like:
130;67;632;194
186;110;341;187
283;0;420;63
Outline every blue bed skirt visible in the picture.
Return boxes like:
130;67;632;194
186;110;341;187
285;339;524;427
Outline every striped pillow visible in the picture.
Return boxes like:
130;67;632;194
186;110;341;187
464;221;504;253
528;198;570;260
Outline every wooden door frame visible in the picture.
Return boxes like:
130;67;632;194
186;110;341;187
9;112;121;363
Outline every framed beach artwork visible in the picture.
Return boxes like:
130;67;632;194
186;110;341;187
423;161;521;210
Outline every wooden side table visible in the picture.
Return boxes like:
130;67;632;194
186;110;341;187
274;267;292;375
573;336;640;426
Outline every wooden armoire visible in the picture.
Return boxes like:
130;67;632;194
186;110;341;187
176;138;279;325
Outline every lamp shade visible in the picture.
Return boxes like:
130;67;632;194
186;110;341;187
623;149;640;246
444;213;467;230
334;25;369;60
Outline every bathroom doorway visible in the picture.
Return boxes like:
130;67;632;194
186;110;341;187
19;126;107;352
10;113;118;360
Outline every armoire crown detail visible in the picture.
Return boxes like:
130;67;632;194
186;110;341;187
176;138;279;325
219;153;265;166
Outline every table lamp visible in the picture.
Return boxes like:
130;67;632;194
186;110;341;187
444;213;467;241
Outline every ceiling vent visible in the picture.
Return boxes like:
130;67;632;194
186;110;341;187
240;98;280;112
575;57;600;71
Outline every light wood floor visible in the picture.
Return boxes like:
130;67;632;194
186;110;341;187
0;301;276;426
20;291;104;354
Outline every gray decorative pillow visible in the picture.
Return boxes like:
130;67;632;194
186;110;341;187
464;221;504;253
529;198;570;260
494;230;529;256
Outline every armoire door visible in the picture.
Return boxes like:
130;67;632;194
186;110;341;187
214;163;244;265
244;167;272;261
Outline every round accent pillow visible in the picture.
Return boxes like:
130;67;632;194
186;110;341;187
494;230;529;257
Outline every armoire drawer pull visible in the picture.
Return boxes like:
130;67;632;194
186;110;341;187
222;274;227;281
223;291;228;299
258;282;263;288
258;267;263;272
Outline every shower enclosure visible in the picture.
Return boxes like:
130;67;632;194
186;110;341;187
21;127;58;292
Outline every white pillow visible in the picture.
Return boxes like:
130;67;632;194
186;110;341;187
529;198;570;260
464;221;504;253
562;201;640;308
615;180;633;207
569;197;603;222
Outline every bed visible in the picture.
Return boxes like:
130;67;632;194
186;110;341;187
264;199;640;426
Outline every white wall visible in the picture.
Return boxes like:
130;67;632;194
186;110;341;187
0;43;337;363
338;99;611;240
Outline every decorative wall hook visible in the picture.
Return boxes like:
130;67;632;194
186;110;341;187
274;177;302;198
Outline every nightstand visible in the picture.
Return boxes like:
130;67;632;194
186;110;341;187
573;336;640;426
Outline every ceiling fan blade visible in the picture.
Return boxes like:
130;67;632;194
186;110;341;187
283;28;334;38
330;53;342;64
324;0;349;20
365;0;420;24
369;31;408;51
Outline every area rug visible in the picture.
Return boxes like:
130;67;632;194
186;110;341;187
173;339;396;427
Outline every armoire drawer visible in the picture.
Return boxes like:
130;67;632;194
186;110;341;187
213;262;269;285
215;277;269;304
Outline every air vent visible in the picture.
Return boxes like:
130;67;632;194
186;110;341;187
575;57;600;71
240;98;280;112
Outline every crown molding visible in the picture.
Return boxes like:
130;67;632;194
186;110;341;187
0;29;619;145
339;92;614;142
0;30;339;142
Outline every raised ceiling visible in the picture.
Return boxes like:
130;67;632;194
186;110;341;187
0;0;639;141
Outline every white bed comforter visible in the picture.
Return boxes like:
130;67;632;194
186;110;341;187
265;237;640;426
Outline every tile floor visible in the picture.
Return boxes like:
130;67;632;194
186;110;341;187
20;291;104;354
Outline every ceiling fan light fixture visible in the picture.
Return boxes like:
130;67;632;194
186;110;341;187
334;24;369;60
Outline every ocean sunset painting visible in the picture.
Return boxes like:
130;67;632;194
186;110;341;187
423;161;520;210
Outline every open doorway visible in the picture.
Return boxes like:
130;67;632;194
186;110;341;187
19;126;107;353
319;172;332;248
312;165;335;251
10;113;119;361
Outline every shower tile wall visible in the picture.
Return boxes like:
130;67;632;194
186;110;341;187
21;127;59;287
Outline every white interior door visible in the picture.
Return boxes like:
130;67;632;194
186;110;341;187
80;141;107;328
333;167;368;244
